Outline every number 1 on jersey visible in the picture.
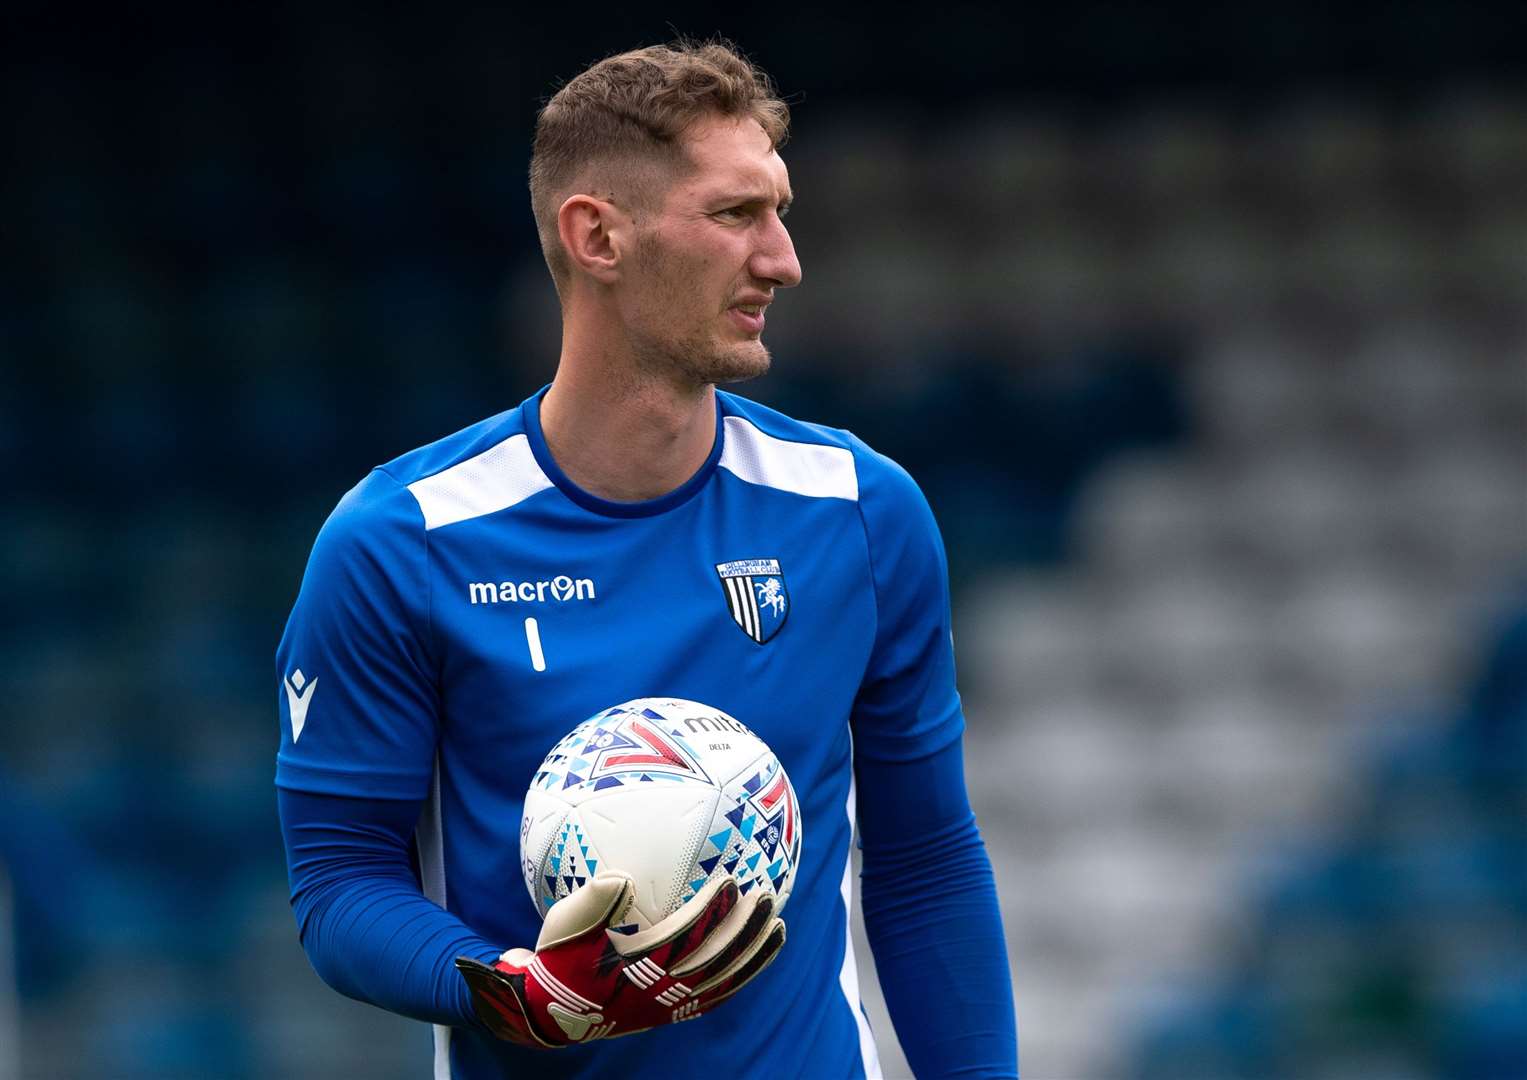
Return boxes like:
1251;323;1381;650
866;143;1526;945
524;617;547;672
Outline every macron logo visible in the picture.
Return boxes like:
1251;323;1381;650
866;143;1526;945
468;575;596;605
284;669;317;743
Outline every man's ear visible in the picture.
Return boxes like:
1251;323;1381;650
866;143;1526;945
557;195;630;285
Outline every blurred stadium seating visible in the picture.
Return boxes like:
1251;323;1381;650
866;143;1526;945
947;96;1525;1078
2;13;1523;1078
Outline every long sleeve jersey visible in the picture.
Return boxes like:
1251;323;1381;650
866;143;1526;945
276;385;1018;1077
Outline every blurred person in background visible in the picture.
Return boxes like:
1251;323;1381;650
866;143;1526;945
274;38;1017;1080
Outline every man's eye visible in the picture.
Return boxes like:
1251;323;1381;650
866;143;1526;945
714;207;747;221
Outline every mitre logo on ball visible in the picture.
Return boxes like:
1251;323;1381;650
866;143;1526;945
520;698;802;932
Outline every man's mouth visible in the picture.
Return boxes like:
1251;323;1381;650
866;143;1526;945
728;305;766;334
727;295;770;335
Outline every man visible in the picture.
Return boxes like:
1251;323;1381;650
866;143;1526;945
276;39;1018;1079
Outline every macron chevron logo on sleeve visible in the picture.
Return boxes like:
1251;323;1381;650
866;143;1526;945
284;669;317;743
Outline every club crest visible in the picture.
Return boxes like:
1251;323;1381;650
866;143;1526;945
715;558;789;644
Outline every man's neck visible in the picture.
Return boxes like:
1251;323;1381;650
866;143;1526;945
539;357;717;505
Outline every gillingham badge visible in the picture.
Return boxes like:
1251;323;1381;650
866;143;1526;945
715;558;789;644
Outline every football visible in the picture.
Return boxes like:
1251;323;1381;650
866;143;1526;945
520;697;803;931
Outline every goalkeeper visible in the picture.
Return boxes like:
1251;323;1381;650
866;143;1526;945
276;37;1018;1078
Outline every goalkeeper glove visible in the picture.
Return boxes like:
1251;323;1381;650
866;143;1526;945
456;871;784;1048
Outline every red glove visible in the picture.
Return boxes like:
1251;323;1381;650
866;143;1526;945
456;872;784;1048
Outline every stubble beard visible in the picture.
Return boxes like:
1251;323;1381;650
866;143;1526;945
666;333;771;387
627;318;770;388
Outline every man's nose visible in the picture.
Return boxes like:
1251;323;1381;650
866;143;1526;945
751;216;802;289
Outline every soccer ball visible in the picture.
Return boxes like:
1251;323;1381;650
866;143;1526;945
521;698;802;931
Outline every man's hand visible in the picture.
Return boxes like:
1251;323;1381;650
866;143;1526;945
456;872;785;1048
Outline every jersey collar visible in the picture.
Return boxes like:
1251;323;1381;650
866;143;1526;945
522;384;726;519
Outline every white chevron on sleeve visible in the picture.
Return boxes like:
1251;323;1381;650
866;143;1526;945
284;670;318;743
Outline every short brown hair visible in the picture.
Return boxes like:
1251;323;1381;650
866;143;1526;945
529;38;790;289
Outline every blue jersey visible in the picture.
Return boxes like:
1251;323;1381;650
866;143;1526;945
276;385;967;1079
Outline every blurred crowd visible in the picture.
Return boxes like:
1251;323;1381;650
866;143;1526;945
3;9;1524;1078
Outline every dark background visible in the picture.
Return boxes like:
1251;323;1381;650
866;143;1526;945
3;4;1524;1077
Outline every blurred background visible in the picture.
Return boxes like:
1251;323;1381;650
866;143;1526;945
3;3;1524;1077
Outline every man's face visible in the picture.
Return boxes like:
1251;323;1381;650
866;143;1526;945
620;114;801;386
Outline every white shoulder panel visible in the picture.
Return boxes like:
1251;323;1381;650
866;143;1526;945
406;433;553;531
718;416;859;502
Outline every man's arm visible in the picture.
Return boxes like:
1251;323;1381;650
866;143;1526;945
275;471;485;1022
848;438;1019;1077
278;787;497;1027
857;739;1018;1078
